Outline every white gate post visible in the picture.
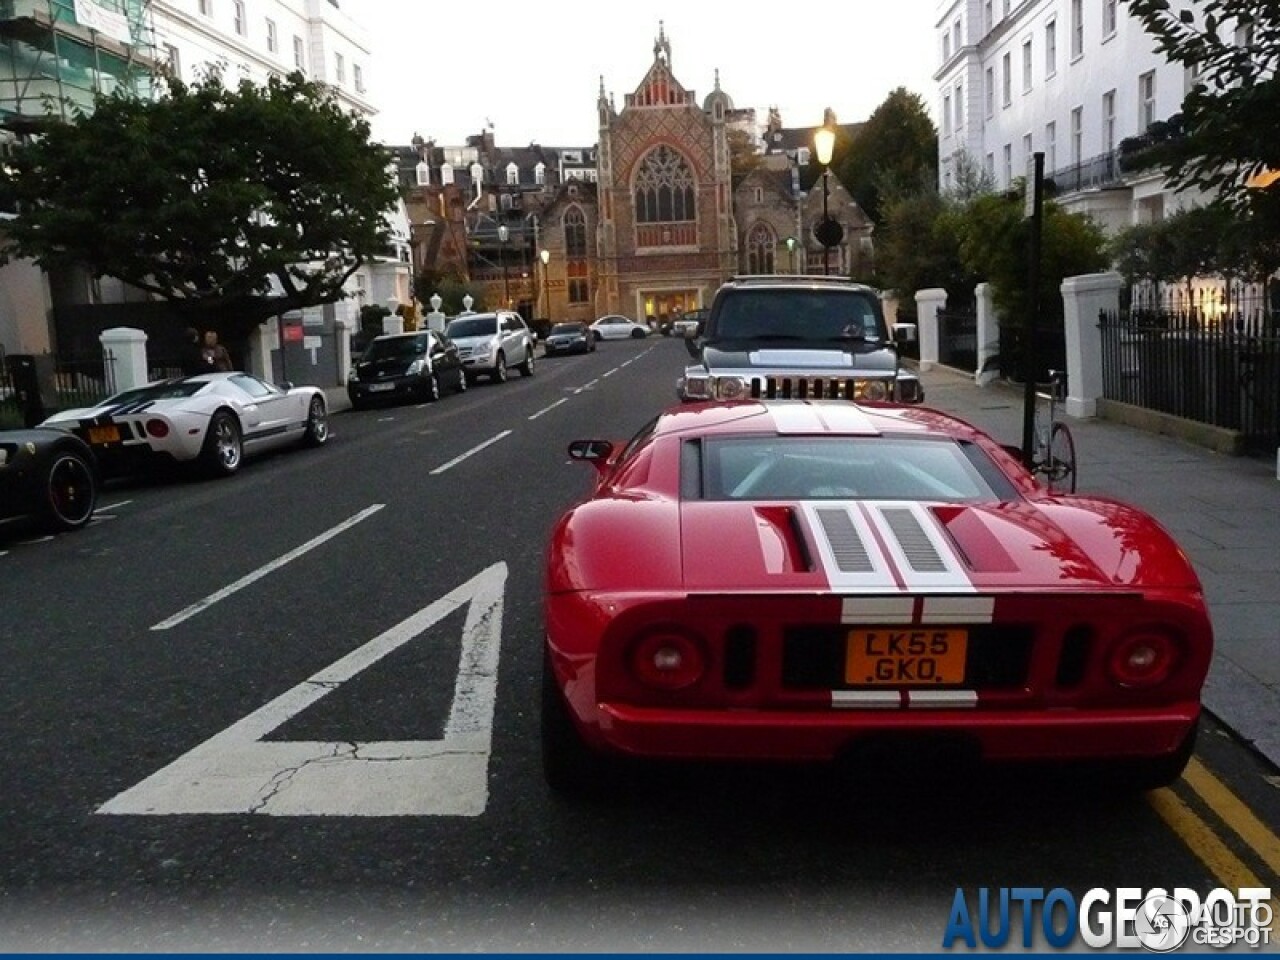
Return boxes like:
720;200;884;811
98;327;148;393
914;288;946;372
974;282;998;386
1060;272;1121;419
252;318;277;382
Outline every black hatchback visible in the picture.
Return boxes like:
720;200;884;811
347;330;467;409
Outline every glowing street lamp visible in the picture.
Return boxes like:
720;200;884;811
539;248;551;321
497;223;510;307
812;122;843;276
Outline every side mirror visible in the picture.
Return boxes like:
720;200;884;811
893;323;918;344
684;333;700;359
279;381;294;391
567;439;614;469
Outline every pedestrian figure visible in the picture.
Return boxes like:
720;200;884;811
179;327;206;376
202;330;232;372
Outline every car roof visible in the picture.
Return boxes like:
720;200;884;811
650;400;985;443
372;331;429;340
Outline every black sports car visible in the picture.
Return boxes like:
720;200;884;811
0;428;98;533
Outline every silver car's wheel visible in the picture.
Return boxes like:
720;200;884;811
303;395;328;447
519;349;535;377
201;410;243;477
456;369;468;393
492;353;507;383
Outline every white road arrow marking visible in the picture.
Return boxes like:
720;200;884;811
101;562;507;817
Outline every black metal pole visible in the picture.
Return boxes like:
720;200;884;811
500;237;509;308
822;170;831;276
1021;152;1045;467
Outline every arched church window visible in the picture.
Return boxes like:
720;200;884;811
564;206;587;257
747;223;776;274
633;145;696;224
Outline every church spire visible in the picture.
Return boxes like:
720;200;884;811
654;20;670;65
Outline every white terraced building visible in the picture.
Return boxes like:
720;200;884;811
932;0;1217;233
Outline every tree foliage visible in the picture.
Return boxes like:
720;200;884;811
1109;200;1280;286
1123;0;1280;207
957;189;1109;322
727;127;762;177
831;87;937;224
0;72;399;339
872;185;978;311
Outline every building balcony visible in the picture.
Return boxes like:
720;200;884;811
1048;151;1124;195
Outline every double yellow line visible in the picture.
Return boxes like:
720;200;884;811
1148;757;1280;930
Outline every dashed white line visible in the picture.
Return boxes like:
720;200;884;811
150;504;386;631
602;367;619;378
573;378;600;395
377;416;396;422
528;399;568;421
429;431;512;475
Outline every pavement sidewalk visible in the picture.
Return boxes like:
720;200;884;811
915;364;1280;770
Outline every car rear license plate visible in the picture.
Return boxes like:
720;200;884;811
368;383;395;392
845;629;968;685
88;425;120;444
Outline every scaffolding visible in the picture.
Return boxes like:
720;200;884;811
0;0;158;132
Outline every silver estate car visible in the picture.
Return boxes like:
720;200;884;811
444;311;537;384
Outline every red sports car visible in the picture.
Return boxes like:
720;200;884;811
542;400;1212;795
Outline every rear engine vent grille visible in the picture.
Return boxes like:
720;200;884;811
880;507;946;572
815;508;873;572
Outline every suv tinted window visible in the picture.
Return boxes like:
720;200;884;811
446;316;497;338
713;289;883;341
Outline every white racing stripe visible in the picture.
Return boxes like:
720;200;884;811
151;504;385;631
908;690;978;708
832;690;900;709
428;431;512;475
840;597;914;624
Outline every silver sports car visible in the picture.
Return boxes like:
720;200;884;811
41;372;328;478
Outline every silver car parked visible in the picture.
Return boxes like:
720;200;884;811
444;311;536;384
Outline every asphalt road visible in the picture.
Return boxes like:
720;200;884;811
1;337;1276;951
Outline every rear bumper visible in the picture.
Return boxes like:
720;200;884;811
594;702;1199;764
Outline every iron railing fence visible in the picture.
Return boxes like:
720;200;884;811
0;347;117;427
1100;289;1280;452
936;309;977;371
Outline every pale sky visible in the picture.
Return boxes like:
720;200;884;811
364;2;940;148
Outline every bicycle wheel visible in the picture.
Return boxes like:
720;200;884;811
1046;421;1077;493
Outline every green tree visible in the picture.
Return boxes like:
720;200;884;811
832;87;937;224
0;72;398;341
872;185;978;312
727;127;762;177
1124;0;1280;207
957;189;1108;322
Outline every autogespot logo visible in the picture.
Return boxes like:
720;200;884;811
942;886;1273;951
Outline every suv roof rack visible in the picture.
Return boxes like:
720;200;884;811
725;274;867;286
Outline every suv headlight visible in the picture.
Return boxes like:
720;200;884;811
682;371;712;400
856;379;890;402
407;358;426;375
714;376;749;401
348;366;359;382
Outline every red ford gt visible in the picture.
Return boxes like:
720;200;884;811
542;400;1212;795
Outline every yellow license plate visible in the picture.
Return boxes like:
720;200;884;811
845;628;968;685
87;425;120;445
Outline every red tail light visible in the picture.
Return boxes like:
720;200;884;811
629;630;707;691
1107;629;1179;688
145;419;170;438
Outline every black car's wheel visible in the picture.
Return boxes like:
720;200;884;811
41;448;97;531
302;396;328;446
201;409;243;477
518;349;535;377
455;369;468;394
424;373;441;402
491;353;508;383
541;649;624;799
630;328;646;339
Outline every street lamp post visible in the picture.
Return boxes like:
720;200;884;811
497;223;510;308
785;236;797;274
813;124;841;276
539;248;550;322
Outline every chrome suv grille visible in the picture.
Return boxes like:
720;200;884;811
748;376;883;400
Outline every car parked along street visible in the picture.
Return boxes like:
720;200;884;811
347;330;467;409
445;311;536;383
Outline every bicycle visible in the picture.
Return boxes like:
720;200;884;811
1031;369;1077;493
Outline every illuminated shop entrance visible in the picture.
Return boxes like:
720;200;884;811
642;290;699;325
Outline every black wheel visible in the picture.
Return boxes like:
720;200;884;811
630;327;646;339
200;410;243;477
591;331;602;343
1047;422;1077;493
541;649;623;799
302;395;328;447
41;449;96;531
424;373;441;402
518;348;535;377
455;369;468;394
491;353;508;383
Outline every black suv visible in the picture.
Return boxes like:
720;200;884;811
678;275;921;403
